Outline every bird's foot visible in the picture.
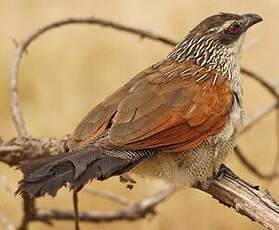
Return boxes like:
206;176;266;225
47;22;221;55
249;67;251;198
214;164;238;180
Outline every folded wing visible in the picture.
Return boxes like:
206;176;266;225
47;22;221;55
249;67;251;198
70;60;233;153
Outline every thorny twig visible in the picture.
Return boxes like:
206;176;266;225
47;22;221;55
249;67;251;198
1;15;278;230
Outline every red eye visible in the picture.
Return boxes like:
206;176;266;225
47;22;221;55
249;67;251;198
229;24;240;34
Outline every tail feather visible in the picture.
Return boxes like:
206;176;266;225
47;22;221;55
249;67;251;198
72;156;135;191
20;162;75;197
19;153;70;178
16;147;133;198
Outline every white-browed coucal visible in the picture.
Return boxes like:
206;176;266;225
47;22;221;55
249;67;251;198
17;12;263;198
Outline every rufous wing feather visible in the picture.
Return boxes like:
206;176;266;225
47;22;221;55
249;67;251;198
70;60;233;154
68;61;165;150
106;63;233;152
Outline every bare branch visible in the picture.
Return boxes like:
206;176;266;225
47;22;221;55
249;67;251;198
10;44;28;137
11;168;279;230
1;133;279;228
18;198;36;230
0;136;69;166
84;188;133;206
34;188;174;223
204;166;279;230
19;16;176;50
73;192;80;230
0;145;23;153
9;16;176;138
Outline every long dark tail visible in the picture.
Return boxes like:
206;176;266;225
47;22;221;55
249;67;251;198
16;147;136;198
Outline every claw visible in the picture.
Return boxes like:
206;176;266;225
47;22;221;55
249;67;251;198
215;164;238;180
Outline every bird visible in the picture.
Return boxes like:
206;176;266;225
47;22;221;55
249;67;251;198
17;12;262;198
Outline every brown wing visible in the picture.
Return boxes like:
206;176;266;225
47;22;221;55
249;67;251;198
69;62;163;150
70;60;233;153
106;62;233;152
69;90;126;150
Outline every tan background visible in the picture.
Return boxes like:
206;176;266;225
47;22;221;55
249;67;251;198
0;0;279;229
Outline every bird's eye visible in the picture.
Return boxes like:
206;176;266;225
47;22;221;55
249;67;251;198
228;23;240;34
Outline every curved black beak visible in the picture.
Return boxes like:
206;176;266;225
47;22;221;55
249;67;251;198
241;13;263;30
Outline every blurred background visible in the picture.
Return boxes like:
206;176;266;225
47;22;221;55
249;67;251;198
0;0;279;229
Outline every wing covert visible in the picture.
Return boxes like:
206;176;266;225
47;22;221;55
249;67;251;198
107;66;233;152
69;60;233;154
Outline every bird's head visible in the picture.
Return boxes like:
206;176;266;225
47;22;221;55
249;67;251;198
188;13;262;53
168;13;263;70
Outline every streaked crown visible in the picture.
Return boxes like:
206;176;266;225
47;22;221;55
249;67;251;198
167;13;262;79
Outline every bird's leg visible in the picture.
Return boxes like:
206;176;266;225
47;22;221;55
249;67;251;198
193;180;213;191
195;164;238;191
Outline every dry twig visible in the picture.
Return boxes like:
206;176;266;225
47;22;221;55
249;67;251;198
205;166;279;230
73;192;80;230
33;188;175;223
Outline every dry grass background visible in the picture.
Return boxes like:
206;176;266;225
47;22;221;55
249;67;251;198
0;1;279;229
